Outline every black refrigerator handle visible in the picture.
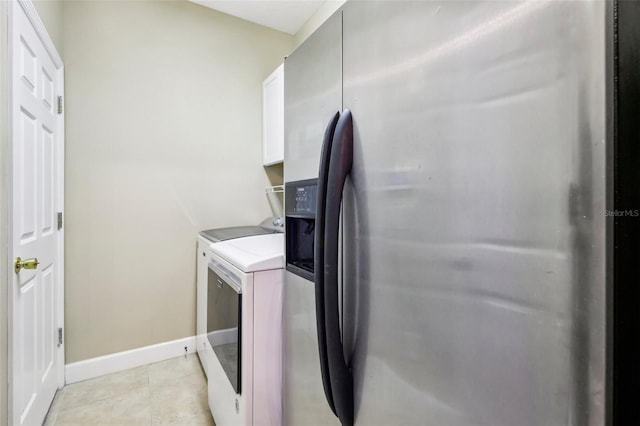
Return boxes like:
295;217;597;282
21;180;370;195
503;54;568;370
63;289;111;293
324;109;354;426
314;110;341;416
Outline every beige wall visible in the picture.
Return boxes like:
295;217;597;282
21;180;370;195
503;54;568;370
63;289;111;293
33;0;63;52
1;1;8;422
62;0;293;362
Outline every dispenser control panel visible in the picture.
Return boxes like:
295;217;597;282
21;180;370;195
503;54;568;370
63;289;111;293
285;179;317;281
285;179;317;217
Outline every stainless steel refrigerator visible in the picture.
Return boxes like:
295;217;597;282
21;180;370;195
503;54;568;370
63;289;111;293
283;1;611;425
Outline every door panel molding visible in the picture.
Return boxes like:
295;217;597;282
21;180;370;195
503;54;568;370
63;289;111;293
7;0;64;425
14;0;62;69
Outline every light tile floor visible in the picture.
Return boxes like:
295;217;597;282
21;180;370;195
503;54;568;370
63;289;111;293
44;354;215;426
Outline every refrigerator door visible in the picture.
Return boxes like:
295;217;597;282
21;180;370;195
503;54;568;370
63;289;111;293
283;10;342;183
284;271;341;426
342;1;607;425
283;10;342;426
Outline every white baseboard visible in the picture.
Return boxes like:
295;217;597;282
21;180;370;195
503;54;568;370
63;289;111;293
65;336;197;384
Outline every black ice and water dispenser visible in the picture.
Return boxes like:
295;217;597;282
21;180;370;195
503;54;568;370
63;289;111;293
285;179;317;282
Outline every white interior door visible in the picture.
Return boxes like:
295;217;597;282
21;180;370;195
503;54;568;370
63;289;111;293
9;1;64;425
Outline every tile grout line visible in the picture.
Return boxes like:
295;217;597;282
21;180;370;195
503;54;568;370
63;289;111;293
48;355;210;425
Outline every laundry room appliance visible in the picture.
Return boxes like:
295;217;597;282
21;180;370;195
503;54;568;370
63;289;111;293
199;217;284;243
279;1;635;425
205;233;284;426
196;218;283;375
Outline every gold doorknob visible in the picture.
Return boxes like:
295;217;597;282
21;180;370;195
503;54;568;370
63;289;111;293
14;257;39;273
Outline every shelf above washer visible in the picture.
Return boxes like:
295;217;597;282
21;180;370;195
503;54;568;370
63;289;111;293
265;185;284;193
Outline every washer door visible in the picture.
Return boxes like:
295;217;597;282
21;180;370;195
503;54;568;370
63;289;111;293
207;261;242;394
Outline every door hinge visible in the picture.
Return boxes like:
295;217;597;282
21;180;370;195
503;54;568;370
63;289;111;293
57;212;63;230
57;96;63;114
58;328;63;346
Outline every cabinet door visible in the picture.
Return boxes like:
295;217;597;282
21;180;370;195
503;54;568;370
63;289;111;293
263;64;284;165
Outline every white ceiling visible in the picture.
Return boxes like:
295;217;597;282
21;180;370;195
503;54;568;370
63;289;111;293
189;0;326;35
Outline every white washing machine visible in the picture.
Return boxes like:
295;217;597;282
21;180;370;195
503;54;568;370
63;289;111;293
204;233;284;426
195;218;282;376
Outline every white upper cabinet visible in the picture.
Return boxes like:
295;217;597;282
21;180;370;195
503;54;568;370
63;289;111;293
262;64;284;166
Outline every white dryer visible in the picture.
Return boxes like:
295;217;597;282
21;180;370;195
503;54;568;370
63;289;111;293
204;234;284;426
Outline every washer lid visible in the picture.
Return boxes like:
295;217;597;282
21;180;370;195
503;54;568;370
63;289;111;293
209;234;284;273
200;226;274;243
199;217;283;243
